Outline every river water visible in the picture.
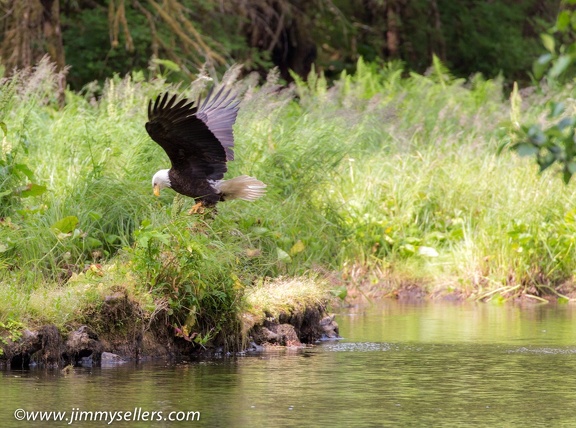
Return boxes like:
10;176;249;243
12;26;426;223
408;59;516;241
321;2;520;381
3;301;576;427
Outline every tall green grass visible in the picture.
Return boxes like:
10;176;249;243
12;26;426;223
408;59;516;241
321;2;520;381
2;57;576;339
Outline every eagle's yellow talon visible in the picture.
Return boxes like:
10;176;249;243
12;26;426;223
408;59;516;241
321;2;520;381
188;202;205;215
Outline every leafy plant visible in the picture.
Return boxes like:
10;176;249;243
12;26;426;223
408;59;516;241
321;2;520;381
508;101;576;183
0;119;47;217
0;318;25;356
129;218;242;348
533;2;576;84
504;4;576;185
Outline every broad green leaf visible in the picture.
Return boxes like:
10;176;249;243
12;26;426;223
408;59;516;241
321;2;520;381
541;33;555;53
105;234;120;244
535;52;553;66
84;237;103;249
538;152;556;172
13;163;34;180
405;236;421;245
51;216;79;234
557;10;571;32
20;183;47;198
516;143;539;157
549;144;561;154
557;117;575;130
400;243;416;255
534;53;553;80
527;125;546;145
151;230;171;246
0;122;7;137
550;102;565;118
289;240;305;256
88;211;102;221
330;286;348;300
276;247;291;262
427;231;446;241
251;227;269;236
549;54;572;78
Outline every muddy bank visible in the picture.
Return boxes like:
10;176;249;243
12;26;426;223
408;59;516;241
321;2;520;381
343;272;576;304
0;300;339;370
345;280;466;302
246;307;339;349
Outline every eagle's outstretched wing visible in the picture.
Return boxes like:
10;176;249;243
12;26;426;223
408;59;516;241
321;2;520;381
145;87;239;180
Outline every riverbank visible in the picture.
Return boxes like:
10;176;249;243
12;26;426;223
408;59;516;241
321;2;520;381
4;261;576;369
0;275;338;369
342;262;576;304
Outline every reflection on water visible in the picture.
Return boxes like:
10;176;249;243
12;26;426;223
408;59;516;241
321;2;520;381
3;301;576;427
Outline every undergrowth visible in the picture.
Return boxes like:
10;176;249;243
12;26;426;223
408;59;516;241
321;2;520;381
2;57;576;347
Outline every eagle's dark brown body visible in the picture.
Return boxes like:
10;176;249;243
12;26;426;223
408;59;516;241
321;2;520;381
168;169;221;206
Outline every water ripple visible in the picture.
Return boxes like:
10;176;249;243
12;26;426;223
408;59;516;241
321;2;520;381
508;347;576;355
323;342;398;352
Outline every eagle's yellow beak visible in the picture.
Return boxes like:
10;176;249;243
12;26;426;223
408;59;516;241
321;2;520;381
153;184;161;197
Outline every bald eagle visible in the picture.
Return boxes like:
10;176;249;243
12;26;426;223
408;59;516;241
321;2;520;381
145;87;266;213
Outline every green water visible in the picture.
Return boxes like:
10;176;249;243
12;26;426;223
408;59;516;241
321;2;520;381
3;302;576;427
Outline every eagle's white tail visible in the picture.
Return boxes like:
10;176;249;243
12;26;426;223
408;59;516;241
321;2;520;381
217;175;267;201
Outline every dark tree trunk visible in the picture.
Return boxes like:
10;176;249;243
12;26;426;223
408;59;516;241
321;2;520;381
0;0;66;95
239;0;317;81
386;0;399;58
429;0;446;62
41;0;65;70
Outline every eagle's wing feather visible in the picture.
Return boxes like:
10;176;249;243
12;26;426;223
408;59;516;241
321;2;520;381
196;86;239;161
145;88;238;180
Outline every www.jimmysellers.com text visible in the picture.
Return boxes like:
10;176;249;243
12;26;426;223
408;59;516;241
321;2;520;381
13;407;201;424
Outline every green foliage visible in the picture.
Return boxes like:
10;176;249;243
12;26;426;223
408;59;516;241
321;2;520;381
61;1;260;89
0;318;24;356
130;217;243;347
533;2;576;84
0;81;48;217
55;0;557;89
505;5;576;186
509;101;576;183
435;0;546;81
62;4;155;89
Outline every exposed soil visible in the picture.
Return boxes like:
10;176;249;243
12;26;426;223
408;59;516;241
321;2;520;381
246;306;339;349
341;268;576;304
351;281;468;302
0;292;339;369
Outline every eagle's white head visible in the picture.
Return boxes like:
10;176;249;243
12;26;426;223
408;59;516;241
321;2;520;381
152;169;171;196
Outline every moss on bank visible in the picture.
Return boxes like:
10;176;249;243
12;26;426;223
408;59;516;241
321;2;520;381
0;273;335;368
